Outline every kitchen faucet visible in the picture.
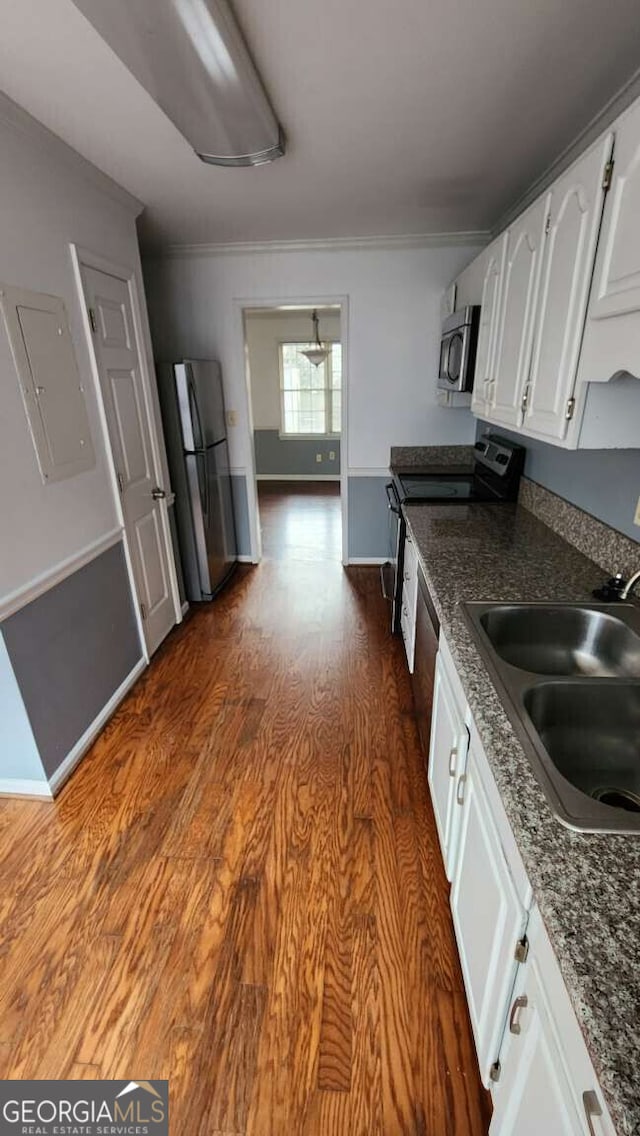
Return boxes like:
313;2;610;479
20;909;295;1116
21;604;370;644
621;569;640;600
592;568;640;601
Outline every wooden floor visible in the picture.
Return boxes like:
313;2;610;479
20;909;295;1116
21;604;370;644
0;490;490;1134
258;480;342;562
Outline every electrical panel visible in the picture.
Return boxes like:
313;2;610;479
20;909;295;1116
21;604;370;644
1;284;95;484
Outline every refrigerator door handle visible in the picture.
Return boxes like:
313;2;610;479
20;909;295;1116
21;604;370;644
188;378;206;451
197;451;209;518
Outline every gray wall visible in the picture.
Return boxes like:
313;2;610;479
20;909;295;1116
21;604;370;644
254;430;340;477
231;475;252;558
348;477;390;560
1;542;142;779
478;422;640;541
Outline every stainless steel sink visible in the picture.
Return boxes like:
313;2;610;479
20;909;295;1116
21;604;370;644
524;682;640;810
480;604;640;677
463;602;640;832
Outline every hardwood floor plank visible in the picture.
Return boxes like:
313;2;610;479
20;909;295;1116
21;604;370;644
350;913;382;1136
318;744;353;1093
0;488;489;1134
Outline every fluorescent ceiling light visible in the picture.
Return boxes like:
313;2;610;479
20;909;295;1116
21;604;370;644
71;0;285;166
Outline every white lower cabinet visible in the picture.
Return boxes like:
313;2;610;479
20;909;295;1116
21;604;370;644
400;532;418;672
427;650;469;881
450;735;528;1087
429;633;615;1132
491;906;615;1136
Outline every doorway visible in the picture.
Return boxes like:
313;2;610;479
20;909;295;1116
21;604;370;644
241;302;346;564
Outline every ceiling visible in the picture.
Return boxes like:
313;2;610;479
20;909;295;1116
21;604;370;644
1;0;640;250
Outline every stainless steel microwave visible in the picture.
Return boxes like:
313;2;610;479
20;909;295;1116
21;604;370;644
438;306;480;392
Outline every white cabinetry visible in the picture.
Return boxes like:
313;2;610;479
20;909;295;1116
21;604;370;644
523;134;613;441
450;733;528;1087
427;648;469;880
491;906;615;1136
451;88;640;448
579;98;640;384
400;532;418;672
428;632;616;1132
470;234;508;419
489;195;549;428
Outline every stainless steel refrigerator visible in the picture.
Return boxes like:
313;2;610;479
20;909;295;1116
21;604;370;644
157;359;237;602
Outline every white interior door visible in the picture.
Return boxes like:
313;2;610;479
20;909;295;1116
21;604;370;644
81;264;176;657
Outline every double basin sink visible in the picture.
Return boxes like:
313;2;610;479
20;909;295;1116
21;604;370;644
463;602;640;833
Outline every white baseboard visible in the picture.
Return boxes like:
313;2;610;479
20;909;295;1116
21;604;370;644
347;556;388;565
181;600;189;616
0;778;53;799
48;657;147;797
236;554;256;563
256;474;340;482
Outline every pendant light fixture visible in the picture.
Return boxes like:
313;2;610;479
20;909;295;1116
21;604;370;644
300;310;330;367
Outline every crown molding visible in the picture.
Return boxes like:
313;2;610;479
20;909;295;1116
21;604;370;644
493;64;640;236
147;230;490;260
0;90;143;217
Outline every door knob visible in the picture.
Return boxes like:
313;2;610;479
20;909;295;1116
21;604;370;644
151;486;166;500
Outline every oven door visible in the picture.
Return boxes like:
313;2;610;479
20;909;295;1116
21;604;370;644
381;481;403;633
438;325;471;392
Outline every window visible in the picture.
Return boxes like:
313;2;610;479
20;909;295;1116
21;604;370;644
279;342;342;436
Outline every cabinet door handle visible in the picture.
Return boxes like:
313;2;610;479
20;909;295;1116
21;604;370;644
508;994;528;1035
582;1090;603;1136
448;746;458;777
456;772;467;806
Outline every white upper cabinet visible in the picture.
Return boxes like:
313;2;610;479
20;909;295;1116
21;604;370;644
489;195;549;429
523;134;613;441
579;98;640;383
471;234;507;419
456;88;640;448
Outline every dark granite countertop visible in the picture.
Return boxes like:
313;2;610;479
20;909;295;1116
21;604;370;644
389;444;474;472
403;500;640;1136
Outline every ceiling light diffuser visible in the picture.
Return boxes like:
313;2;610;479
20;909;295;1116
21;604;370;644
71;0;285;166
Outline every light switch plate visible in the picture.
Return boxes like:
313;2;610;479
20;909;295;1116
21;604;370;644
226;409;237;427
634;495;640;526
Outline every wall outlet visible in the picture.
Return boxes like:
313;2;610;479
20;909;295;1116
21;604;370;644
226;409;237;427
316;453;322;463
634;495;640;526
329;450;335;461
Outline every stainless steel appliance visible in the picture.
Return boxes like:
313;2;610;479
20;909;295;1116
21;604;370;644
438;306;480;392
384;433;525;632
157;359;237;602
